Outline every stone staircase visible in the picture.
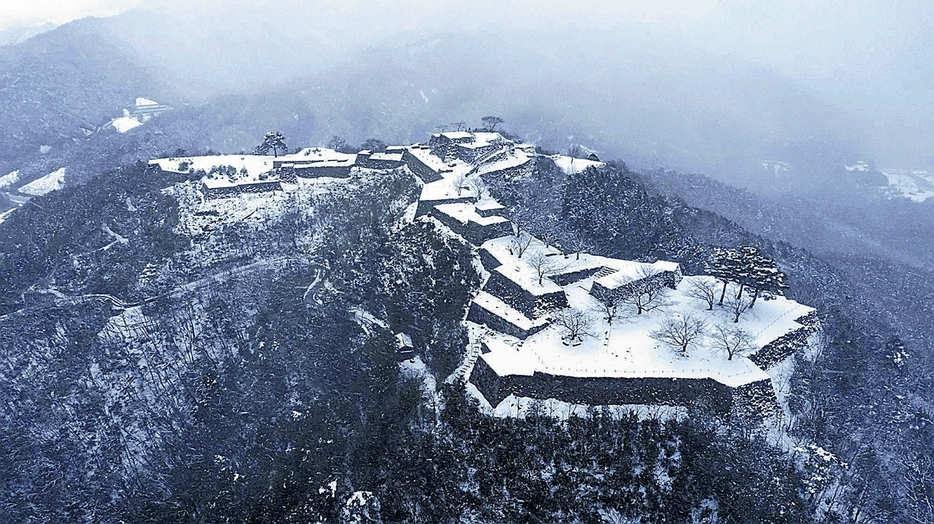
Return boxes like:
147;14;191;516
592;266;617;279
445;338;483;385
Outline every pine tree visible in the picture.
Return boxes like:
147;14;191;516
257;131;288;157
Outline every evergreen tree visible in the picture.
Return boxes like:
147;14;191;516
257;131;288;157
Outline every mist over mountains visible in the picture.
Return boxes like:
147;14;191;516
2;4;934;522
0;6;910;189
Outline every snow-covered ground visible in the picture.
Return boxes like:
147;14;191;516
18;167;65;196
0;208;15;225
111;112;142;133
550;154;603;174
151;154;276;179
466;383;688;421
0;170;20;190
880;168;934;202
479;273;811;387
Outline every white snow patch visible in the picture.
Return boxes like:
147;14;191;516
111;115;142;133
0;170;19;189
0;208;15;224
476;275;813;389
880;168;934;202
136;97;159;106
550;154;603;174
484;393;688;421
18;167;65;196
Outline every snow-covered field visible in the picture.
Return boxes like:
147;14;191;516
18;167;65;196
478;273;812;388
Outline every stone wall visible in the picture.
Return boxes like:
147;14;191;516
471;358;735;413
357;157;404;170
480;159;534;180
200;180;282;199
478;247;504;272
402;150;443;183
294;165;352;178
466;303;548;340
750;311;820;369
484;271;568;317
549;265;604;287
590;269;682;305
430;207;512;245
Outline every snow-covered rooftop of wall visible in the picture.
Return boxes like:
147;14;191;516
150;154;276;177
434;203;509;227
480;236;678;283
473;291;549;334
475;200;505;213
369;151;404;162
406;147;451;172
476;149;533;175
18;167;65;196
283;148;357;167
111;115;142;133
433;131;474;140
478;275;814;388
136;97;159;106
493;261;564;296
550;154;603;174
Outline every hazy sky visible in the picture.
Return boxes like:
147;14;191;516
6;0;930;81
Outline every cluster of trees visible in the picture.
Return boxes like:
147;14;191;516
706;246;787;321
434;115;504;133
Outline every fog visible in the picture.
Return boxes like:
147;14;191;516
5;1;932;171
78;0;929;171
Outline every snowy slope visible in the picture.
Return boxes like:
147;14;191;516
0;170;20;190
18;167;66;196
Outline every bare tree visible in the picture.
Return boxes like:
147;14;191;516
686;278;718;310
711;324;756;360
725;290;752;323
481;115;504;131
563;233;593;260
590;295;629;326
624;267;669;315
526;250;563;286
453;171;468;196
651;314;708;354
509;230;534;259
465;175;485;201
552;309;596;344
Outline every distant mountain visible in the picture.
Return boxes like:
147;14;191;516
0;16;869;199
121;30;864;189
0;22;57;47
0;17;176;176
